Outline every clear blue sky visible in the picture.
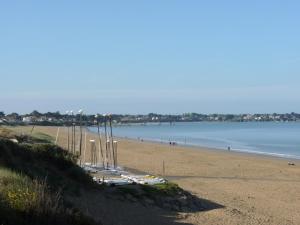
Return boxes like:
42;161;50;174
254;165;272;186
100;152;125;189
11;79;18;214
1;1;300;114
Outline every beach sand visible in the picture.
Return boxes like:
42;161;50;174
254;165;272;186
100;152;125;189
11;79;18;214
12;126;300;225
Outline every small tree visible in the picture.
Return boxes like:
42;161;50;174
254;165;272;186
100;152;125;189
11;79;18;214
6;113;20;121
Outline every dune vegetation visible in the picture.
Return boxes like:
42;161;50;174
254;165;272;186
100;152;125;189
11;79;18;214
0;127;98;225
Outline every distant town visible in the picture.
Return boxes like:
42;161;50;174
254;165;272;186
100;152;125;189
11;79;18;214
0;111;300;126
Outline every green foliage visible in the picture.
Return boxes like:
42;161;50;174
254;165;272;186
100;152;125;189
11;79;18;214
141;182;182;197
0;169;36;212
0;168;96;225
31;132;54;143
0;127;53;144
0;139;94;192
16;133;53;144
0;132;99;225
116;185;141;198
114;182;183;201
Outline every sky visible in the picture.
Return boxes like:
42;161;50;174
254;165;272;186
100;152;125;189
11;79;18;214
0;1;300;114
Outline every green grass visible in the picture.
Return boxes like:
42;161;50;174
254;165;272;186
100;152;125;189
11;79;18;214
115;182;183;201
0;139;94;192
116;185;141;198
30;132;54;143
16;132;54;144
0;168;44;213
0;128;99;225
0;168;95;225
0;127;54;144
141;182;183;196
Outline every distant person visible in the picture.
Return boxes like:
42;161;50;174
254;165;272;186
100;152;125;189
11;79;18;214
228;146;231;151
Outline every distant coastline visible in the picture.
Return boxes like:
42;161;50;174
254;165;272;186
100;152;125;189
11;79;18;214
1;110;300;126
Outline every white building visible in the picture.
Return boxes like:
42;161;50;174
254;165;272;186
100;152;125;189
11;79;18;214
22;117;33;123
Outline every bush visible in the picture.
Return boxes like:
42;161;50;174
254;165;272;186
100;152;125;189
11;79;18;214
0;139;94;191
142;182;182;196
0;169;96;225
0;131;99;225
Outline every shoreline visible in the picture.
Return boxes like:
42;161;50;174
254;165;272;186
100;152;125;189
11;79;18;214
9;126;300;225
87;127;300;162
123;136;300;162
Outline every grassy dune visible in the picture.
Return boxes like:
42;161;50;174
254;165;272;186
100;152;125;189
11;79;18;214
0;128;98;225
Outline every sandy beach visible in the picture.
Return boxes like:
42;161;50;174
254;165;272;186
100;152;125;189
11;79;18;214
12;126;300;225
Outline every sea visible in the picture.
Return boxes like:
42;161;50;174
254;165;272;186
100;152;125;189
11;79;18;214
89;122;300;159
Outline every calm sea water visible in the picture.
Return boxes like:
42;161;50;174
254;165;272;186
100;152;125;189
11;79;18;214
89;122;300;159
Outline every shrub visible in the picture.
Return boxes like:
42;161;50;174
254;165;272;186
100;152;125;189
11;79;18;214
0;168;97;225
141;182;182;196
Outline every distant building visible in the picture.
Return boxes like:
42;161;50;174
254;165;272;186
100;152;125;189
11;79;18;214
22;117;33;123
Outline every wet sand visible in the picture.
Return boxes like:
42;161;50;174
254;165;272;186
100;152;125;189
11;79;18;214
12;126;300;225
